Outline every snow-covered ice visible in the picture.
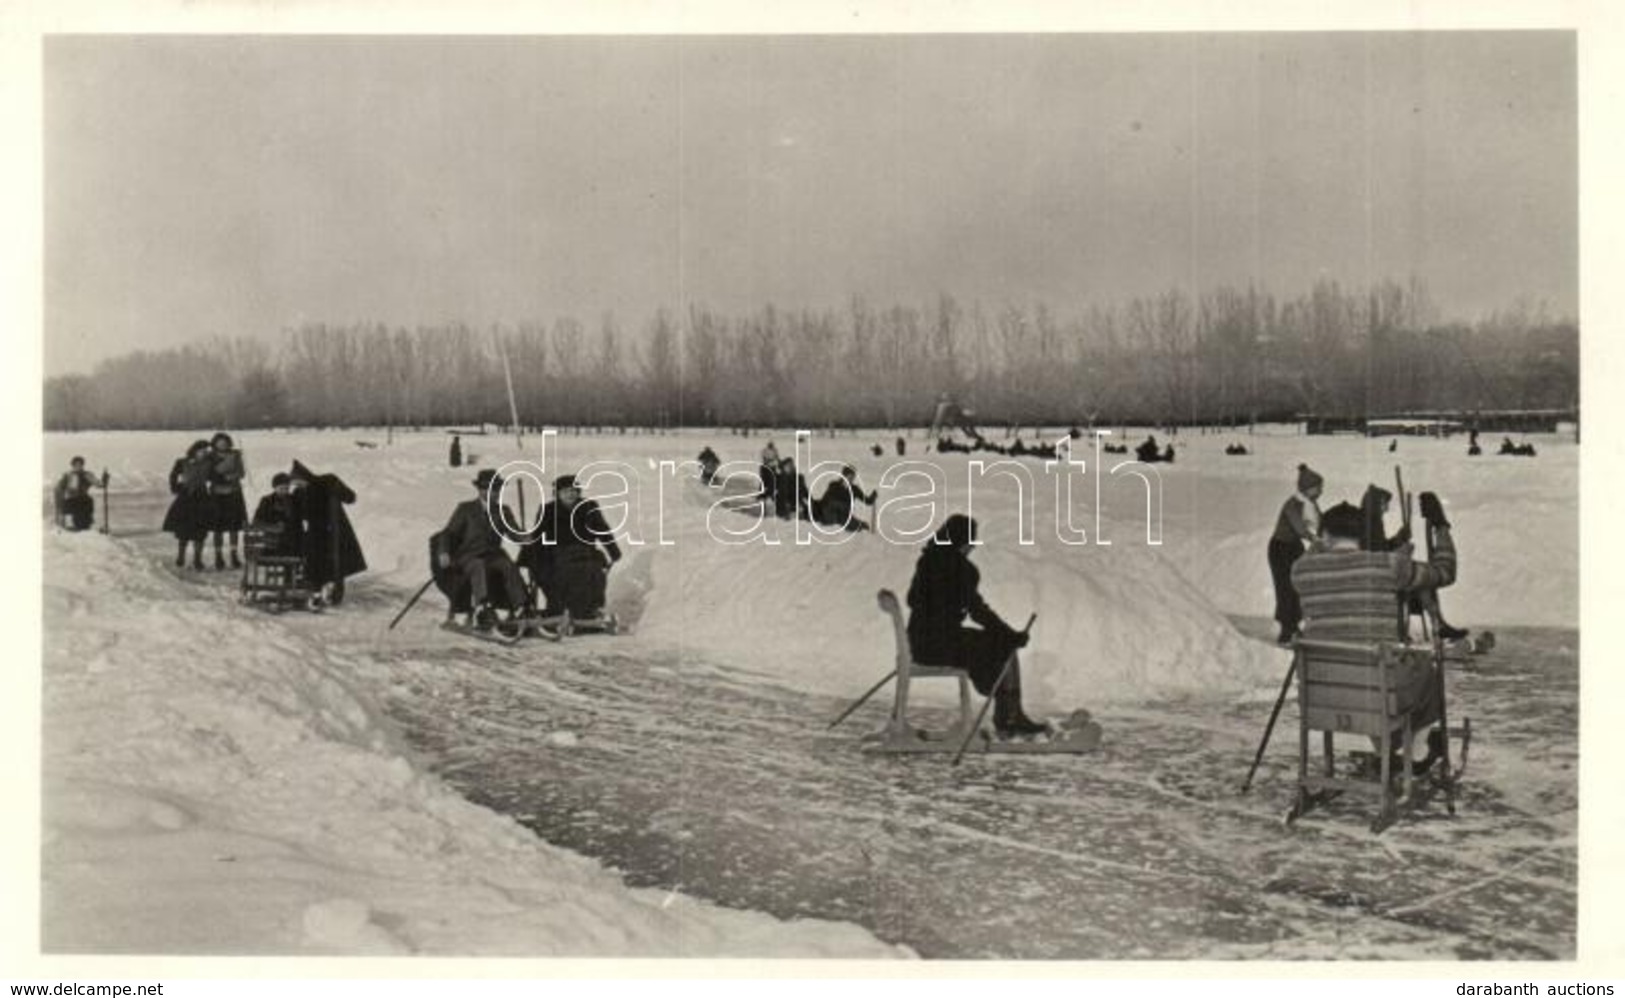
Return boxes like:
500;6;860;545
37;426;1578;957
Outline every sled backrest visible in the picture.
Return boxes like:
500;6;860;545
876;589;910;670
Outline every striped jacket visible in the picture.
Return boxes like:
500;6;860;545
1290;527;1458;642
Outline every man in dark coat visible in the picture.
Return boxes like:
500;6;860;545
1136;435;1161;463
54;456;98;531
519;474;622;618
434;468;526;628
812;464;875;531
449;435;463;468
905;514;1046;738
290;460;367;606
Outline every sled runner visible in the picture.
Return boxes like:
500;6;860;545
239;526;324;613
860;589;1100;757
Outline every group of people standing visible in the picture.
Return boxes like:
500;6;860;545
1268;462;1468;646
162;433;250;571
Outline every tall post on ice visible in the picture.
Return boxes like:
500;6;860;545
497;327;523;452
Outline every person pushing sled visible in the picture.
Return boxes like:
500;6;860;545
518;474;623;636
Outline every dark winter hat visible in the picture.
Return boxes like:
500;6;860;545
554;474;578;492
933;514;979;548
211;432;234;449
271;472;291;487
1320;501;1364;540
1362;484;1393;507
842;464;856;477
189;439;212;457
1296;463;1324;492
70;455;85;467
474;468;503;490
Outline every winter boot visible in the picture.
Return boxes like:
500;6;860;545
175;545;186;568
230;549;242;570
191;552;205;571
1437;622;1470;642
214;550;226;571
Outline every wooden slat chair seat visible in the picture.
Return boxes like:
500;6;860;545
875;588;976;747
240;525;314;611
1286;545;1469;832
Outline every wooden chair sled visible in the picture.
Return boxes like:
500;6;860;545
1284;625;1471;833
239;526;321;613
861;589;1099;756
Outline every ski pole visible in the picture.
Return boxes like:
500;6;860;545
952;613;1037;766
828;670;897;730
388;577;438;631
1240;655;1297;793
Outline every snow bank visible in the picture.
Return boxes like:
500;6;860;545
40;529;910;957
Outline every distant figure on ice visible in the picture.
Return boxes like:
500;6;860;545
758;441;780;508
163;440;214;570
1389;438;1399;453
1291;494;1461;771
871;442;884;457
1162;443;1175;464
1467;429;1482;456
449;435;463;468
206;433;249;570
434;468;526;630
291;460;367;606
1136;435;1161;464
697;446;721;486
520;474;623;620
774;457;811;520
906;515;1047;738
54;456;98;531
251;472;304;556
1225;443;1251;456
1267;463;1324;645
1499;436;1516;455
812;464;876;531
895;436;907;457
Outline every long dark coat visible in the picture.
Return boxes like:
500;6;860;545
162;456;212;541
207;448;249;532
291;460;366;587
905;543;1020;694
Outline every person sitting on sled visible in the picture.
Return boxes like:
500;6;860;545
905;514;1048;738
251;472;305;556
697;446;722;486
1291;495;1459;772
519;473;622;620
435;468;527;630
812;464;875;531
54;456;98;531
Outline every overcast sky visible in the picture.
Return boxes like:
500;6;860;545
43;32;1576;376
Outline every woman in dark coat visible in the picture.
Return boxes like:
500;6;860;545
291;460;367;605
162;440;214;569
206;432;249;570
905;514;1046;737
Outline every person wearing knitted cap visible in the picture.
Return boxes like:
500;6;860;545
904;514;1047;738
433;467;527;630
519;473;623;620
1267;463;1326;644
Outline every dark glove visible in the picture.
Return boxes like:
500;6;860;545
1419;491;1450;528
1012;630;1030;650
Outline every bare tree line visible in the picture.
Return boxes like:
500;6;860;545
44;278;1577;432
